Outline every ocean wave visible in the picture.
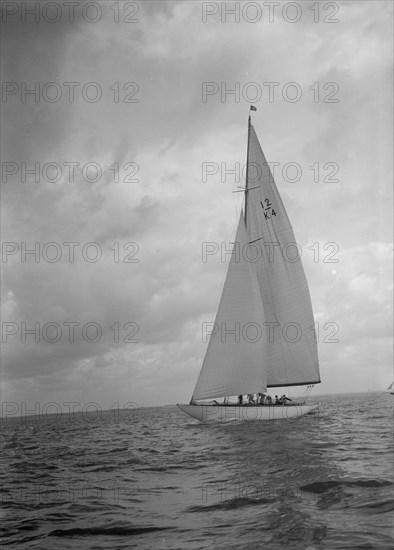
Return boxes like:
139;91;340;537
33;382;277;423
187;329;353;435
300;479;392;493
187;495;271;513
49;525;174;538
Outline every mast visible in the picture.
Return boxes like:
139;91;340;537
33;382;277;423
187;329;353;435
244;110;252;227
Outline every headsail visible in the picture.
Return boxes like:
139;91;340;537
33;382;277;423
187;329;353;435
192;213;267;400
245;123;320;387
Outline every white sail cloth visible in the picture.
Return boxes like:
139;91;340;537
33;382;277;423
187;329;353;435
192;214;267;400
245;125;320;387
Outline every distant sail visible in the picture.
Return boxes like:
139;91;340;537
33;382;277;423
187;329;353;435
192;213;267;400
245;124;320;387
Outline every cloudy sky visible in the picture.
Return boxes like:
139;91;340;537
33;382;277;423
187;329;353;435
1;0;392;412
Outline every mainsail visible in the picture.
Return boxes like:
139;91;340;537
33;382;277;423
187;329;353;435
245;123;320;387
191;115;320;402
192;213;267;400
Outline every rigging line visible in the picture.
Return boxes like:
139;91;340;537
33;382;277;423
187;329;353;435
205;121;250;341
192;214;243;401
203;118;250;371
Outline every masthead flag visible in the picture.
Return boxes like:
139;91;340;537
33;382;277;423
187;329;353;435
250;105;257;111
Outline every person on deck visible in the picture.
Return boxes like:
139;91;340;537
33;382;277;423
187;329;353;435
274;395;280;405
237;394;243;405
281;394;292;405
265;394;273;405
247;394;255;404
258;393;266;404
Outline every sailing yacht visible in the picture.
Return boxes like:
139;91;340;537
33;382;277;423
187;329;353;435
387;382;394;395
178;108;321;422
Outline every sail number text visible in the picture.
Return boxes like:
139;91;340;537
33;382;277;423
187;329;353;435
261;199;277;220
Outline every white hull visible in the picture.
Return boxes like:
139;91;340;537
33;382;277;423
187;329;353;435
177;403;317;422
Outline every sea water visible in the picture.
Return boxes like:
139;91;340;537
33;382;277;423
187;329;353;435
1;392;393;549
